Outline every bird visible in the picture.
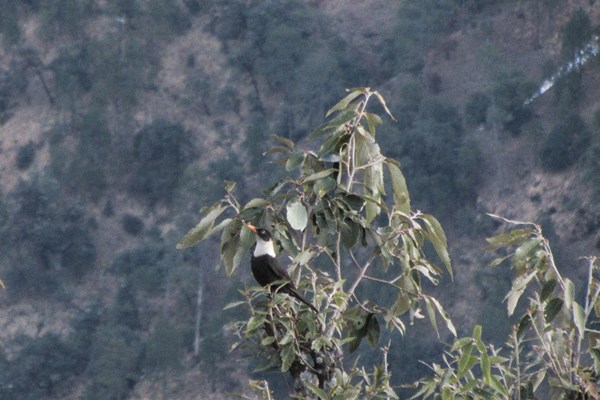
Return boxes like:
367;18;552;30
246;223;318;313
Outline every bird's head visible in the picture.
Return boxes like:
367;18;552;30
246;223;272;241
246;223;276;257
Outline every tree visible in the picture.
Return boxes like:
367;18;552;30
178;89;456;398
416;216;600;400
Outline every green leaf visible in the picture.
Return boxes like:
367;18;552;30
480;351;492;385
261;336;276;346
177;205;229;249
425;297;439;338
278;333;293;346
490;375;508;397
302;168;336;184
326;89;363;117
280;344;295;372
564;278;575;311
486;228;534;249
311;109;356;139
270;134;295;150
517;314;532;338
223;300;245;310
505;270;537;316
246;315;266;333
451;337;473;352
373;90;397;121
512;237;542;264
287;201;308;231
305;381;328;400
429;296;457;337
473;325;482;342
244;198;269;209
540;279;557;303
421;214;452;278
544;298;564;322
221;219;244;275
293;249;315;266
457;343;475;377
573;301;586;337
285;151;305;171
365;112;383;136
386;160;410;214
224;181;236;192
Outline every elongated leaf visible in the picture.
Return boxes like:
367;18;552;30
386;160;410;214
564;278;575;311
365;112;383;136
485;228;534;249
458;343;475;377
421;214;452;278
177;205;228;249
425;297;439;338
505;270;537;316
244;198;269;209
246;315;266;334
517;314;532;338
270;134;295;150
305;382;327;400
223;300;245;310
540;279;557;303
224;181;236;192
280;344;295;372
544;298;564;322
373;90;397;121
302;168;336;184
293;249;315;267
287;201;308;231
286;151;305;171
311;109;357;138
573;301;586;337
429;296;457;337
326;89;363;117
481;351;491;385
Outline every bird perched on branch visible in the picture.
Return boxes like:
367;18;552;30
246;223;318;313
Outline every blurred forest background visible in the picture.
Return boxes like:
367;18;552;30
0;0;599;398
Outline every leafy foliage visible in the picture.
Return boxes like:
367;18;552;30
179;89;456;398
3;175;96;297
416;215;600;399
130;120;192;205
540;113;590;172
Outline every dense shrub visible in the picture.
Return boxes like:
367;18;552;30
83;324;142;400
540;113;590;171
130;121;192;205
0;334;80;400
491;72;536;135
15;141;36;170
68;104;111;198
121;214;144;235
110;233;171;294
144;318;184;371
3;176;96;297
561;8;592;61
465;92;490;126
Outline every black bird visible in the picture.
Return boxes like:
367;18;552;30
246;223;318;313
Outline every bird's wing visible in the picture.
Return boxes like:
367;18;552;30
266;256;292;283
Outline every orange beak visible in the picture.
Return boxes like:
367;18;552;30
246;223;257;233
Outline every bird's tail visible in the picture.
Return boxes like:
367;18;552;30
287;287;318;313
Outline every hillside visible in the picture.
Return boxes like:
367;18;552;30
0;1;598;398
